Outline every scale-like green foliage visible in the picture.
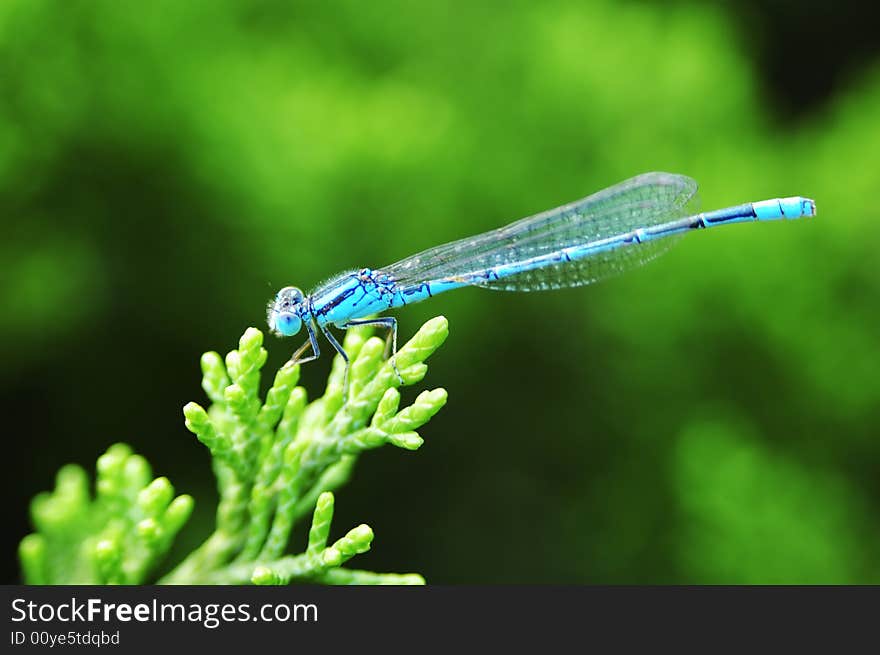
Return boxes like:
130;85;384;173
19;445;192;585
19;318;448;585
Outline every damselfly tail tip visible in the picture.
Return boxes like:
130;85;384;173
802;198;817;217
774;196;816;219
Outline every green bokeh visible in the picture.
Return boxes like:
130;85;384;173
2;0;878;583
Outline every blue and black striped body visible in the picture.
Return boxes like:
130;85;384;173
305;194;816;327
267;172;816;388
308;270;464;328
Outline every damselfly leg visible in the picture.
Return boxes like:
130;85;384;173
340;317;401;384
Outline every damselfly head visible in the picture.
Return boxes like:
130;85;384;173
267;286;305;337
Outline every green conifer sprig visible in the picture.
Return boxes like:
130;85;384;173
19;317;448;585
19;444;193;584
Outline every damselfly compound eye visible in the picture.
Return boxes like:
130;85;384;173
273;312;302;337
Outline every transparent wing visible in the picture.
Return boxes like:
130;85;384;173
383;172;699;291
472;237;682;292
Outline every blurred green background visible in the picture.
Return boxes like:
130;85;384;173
3;0;879;583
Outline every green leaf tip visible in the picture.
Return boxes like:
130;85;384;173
21;316;449;585
251;565;280;585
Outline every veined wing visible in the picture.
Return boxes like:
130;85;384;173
382;172;699;292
